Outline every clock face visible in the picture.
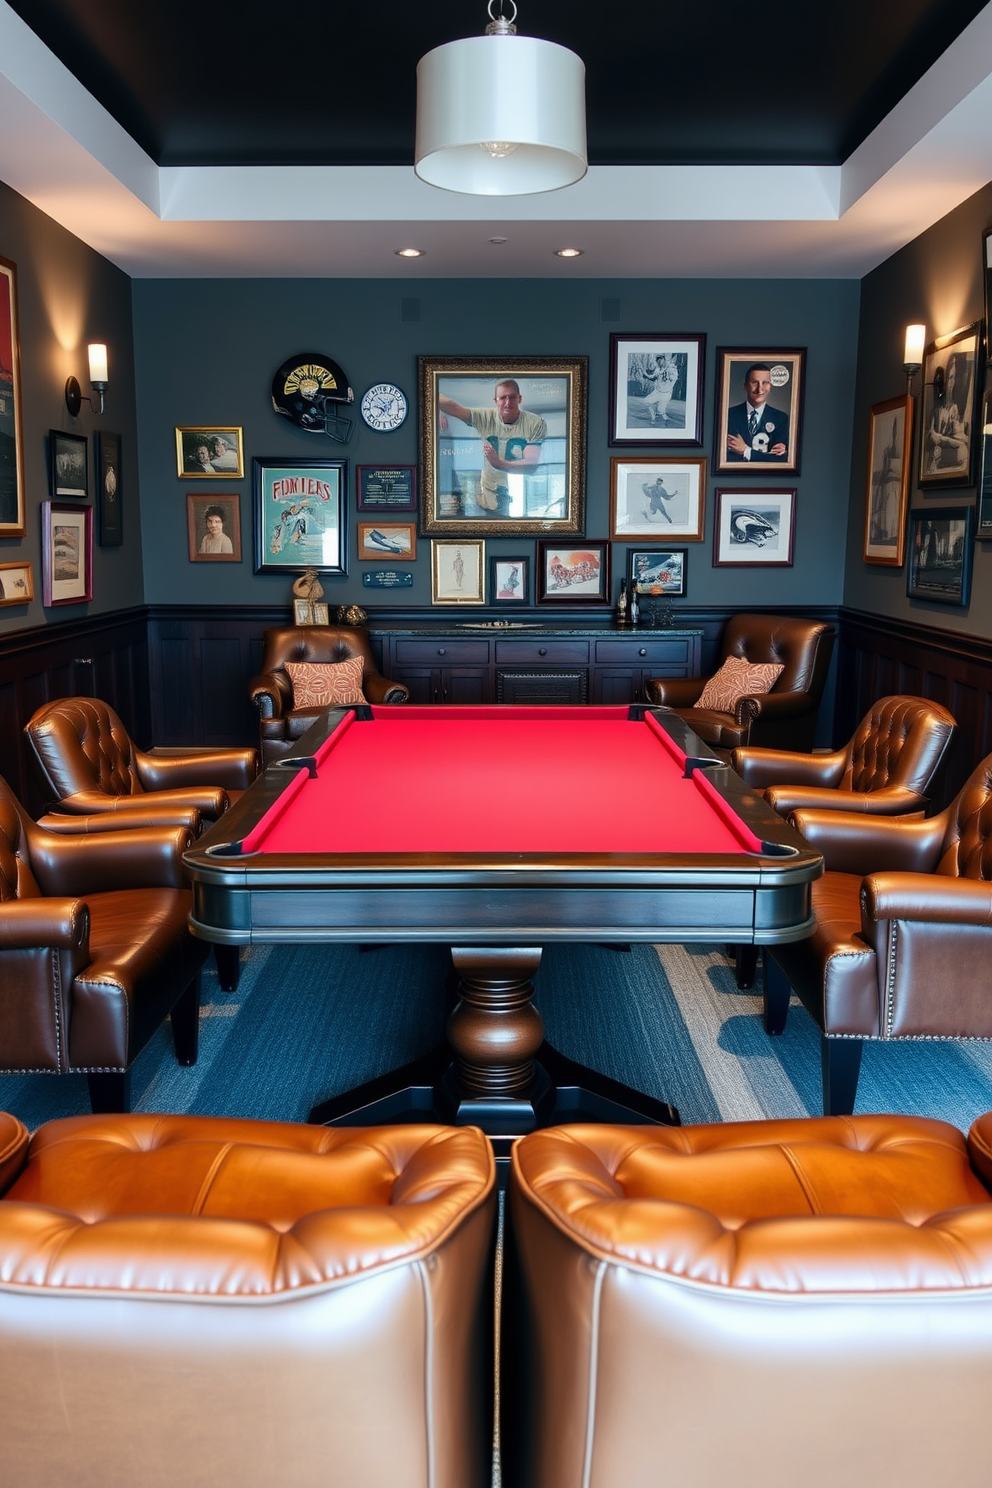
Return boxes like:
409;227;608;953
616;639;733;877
361;383;408;432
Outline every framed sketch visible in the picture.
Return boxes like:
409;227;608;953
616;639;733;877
490;554;531;603
187;492;242;562
713;489;796;567
977;381;992;536
96;430;123;545
608;333;705;446
537;540;610;604
49;429;87;497
714;348;806;475
918;324;980;487
0;256;25;536
253;457;348;576
42;501;92;606
294;599;330;624
431;539;485;604
356;465;416;512
358;521;416;561
907;506;974;606
418;355;587;536
0;560;32;606
863;394;912;565
176;426;244;478
627;547;687;599
609;456;707;540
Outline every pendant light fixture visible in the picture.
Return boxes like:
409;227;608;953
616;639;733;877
415;1;587;196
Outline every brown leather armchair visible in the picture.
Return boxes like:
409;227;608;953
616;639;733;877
733;695;956;817
249;625;409;763
644;612;835;752
766;750;992;1116
25;696;258;826
0;773;207;1112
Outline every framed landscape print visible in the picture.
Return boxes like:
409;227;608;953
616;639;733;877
863;394;912;566
609;456;707;541
0;256;25;536
714;348;805;475
418;355;587;536
42;501;92;606
0;559;32;606
176;426;244;478
918;324;980;487
356;465;416;512
431;539;485;604
608;333;705;447
490;554;531;603
907;506;974;606
713;489;796;567
537;541;610;603
187;493;242;562
627;547;687;599
252;457;348;575
49;429;87;497
358;521;416;561
96;430;123;545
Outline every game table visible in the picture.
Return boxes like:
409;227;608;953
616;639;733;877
185;705;822;1137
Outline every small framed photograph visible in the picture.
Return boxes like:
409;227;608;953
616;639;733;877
356;464;416;512
294;599;330;625
537;540;610;603
609;456;707;540
49;429;87;497
431;539;486;604
42;501;92;606
918;324;980;487
907;506;974;606
96;430;123;546
863;395;912;565
253;457;348;576
0;560;33;606
714;348;806;475
490;554;531;603
608;333;705;446
0;256;26;536
187;493;242;562
176;426;244;478
358;521;417;561
627;547;687;599
713;489;796;567
976;381;992;537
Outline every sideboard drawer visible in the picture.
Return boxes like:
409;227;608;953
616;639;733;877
395;640;490;664
495;639;589;665
594;638;695;668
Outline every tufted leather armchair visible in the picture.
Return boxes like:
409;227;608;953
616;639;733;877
766;749;992;1115
249;625;409;764
644;612;835;753
0;772;206;1112
25;696;258;826
733;695;957;817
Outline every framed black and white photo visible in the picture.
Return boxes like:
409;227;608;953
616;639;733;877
419;356;587;536
713;489;796;567
49;429;87;497
714;348;805;476
609;456;706;541
608;333;705;447
431;539;485;604
907;506;974;606
863;395;912;566
96;430;123;545
252;457;348;576
537;540;610;603
918;324;980;487
490;555;531;603
627;547;687;599
977;382;992;537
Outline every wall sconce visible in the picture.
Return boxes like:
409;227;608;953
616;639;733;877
65;344;109;416
903;324;926;394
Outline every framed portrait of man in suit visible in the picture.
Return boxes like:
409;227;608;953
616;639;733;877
714;348;806;476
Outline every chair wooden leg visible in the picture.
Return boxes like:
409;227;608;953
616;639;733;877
762;954;792;1035
215;944;241;992
87;1070;132;1113
736;945;759;989
170;972;202;1067
821;1036;863;1116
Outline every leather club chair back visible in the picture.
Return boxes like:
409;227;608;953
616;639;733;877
722;611;834;697
845;694;956;796
0;777;42;900
936;752;992;879
26;697;141;801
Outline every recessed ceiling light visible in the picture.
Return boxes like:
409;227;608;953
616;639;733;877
395;247;426;258
489;236;508;245
554;247;583;258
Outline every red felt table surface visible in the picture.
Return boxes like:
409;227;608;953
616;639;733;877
241;706;762;856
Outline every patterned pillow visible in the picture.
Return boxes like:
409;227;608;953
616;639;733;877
695;656;784;713
285;657;367;709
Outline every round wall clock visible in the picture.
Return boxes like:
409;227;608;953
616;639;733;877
360;383;408;432
271;353;354;436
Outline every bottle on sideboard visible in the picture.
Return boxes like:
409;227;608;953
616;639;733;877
616;578;628;626
629;589;640;626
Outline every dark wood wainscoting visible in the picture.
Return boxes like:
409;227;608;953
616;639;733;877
146;606;287;749
837;610;992;805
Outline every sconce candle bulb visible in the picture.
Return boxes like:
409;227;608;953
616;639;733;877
903;323;926;392
65;341;110;417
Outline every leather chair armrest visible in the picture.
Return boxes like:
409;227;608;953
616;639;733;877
56;787;228;820
767;784;926;817
644;677;707;707
363;674;410;705
137;746;258;791
29;826;194;896
967;1115;992;1192
787;808;946;875
36;806;204;834
0;896;89;951
248;671;292;720
0;1112;29;1197
861;872;992;927
732;746;846;789
734;688;812;725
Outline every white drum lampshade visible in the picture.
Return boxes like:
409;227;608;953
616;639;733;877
415;33;587;195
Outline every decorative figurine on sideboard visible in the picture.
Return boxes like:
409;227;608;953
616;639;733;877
336;603;368;627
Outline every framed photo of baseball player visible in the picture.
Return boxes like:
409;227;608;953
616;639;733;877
609;456;707;540
418;355;587;537
714;348;806;476
608;333;706;447
713;489;796;567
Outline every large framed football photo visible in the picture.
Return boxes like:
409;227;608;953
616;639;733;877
714;348;806;476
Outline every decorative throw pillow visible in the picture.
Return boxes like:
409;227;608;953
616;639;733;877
285;657;367;709
695;656;784;713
